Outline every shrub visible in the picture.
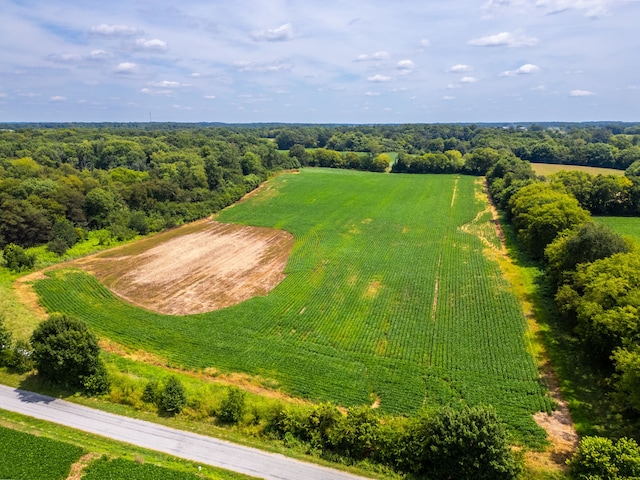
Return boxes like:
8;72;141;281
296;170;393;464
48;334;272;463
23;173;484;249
218;387;246;424
402;406;520;480
0;315;12;366
160;376;187;414
7;339;34;373
2;243;36;271
568;436;640;479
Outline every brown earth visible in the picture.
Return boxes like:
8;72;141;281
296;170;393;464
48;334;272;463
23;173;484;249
73;218;294;315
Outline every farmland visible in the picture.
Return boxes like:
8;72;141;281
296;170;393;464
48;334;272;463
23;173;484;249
530;163;625;177
596;216;640;242
34;169;551;442
0;425;83;479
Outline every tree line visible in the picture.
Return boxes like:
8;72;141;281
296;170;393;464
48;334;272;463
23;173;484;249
0;128;298;265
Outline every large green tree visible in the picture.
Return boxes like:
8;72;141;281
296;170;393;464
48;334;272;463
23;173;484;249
30;313;109;393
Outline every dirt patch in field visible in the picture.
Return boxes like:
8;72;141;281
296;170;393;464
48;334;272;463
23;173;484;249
74;219;294;315
67;453;101;480
14;271;49;320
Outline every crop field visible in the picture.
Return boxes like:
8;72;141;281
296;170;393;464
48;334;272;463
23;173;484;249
82;458;203;480
531;162;625;177
0;425;84;479
596;216;640;242
34;169;552;442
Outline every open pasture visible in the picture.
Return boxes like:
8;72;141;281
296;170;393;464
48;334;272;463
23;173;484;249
596;216;640;243
35;169;551;442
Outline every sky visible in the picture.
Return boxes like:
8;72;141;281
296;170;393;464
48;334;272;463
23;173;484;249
1;0;639;123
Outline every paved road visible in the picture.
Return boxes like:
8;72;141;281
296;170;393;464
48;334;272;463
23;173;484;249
0;384;370;480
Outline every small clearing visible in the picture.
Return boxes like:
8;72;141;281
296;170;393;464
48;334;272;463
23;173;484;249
74;219;294;315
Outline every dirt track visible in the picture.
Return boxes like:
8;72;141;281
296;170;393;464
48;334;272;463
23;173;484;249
74;219;294;315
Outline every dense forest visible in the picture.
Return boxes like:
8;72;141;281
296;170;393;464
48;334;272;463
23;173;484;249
3;122;640;477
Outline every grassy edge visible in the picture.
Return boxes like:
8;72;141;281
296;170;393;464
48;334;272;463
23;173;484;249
498;212;624;437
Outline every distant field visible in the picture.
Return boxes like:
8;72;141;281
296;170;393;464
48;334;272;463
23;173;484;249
35;169;550;442
531;162;625;176
596;216;640;242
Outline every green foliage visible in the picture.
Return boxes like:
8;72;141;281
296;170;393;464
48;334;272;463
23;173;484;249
0;425;84;480
142;378;162;405
329;406;381;460
161;376;187;414
30;313;110;393
218;387;246;424
545;222;629;286
7;338;34;373
82;458;203;480
35;171;551;444
403;406;520;480
2;243;36;271
508;182;591;258
557;252;640;361
568;436;640;479
0;315;12;366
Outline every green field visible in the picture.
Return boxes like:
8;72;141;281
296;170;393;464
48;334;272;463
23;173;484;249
0;425;84;479
82;458;203;480
531;162;625;177
596;216;640;242
35;169;551;442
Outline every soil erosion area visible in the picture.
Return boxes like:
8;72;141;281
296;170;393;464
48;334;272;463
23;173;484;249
74;218;294;315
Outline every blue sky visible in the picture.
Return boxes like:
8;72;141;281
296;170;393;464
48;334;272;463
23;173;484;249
1;0;639;123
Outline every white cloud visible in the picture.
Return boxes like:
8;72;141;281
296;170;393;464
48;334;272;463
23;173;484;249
204;95;216;99
460;76;479;83
114;62;139;74
45;53;83;63
364;91;380;96
46;50;112;64
150;81;188;88
420;38;431;47
569;89;596;96
442;95;456;100
135;39;168;52
500;63;540;76
90;24;139;36
397;60;416;75
89;50;111;61
448;64;473;73
49;96;67;102
251;23;294;42
140;88;172;96
367;74;391;82
234;60;293;73
468;31;539;47
355;51;390;62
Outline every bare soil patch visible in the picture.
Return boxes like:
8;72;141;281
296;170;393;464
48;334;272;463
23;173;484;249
66;453;101;480
74;219;294;315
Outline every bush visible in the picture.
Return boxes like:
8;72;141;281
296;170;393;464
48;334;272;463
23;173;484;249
0;316;12;366
401;406;520;480
568;436;640;479
2;243;36;271
7;339;34;373
218;387;246;424
160;376;186;414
